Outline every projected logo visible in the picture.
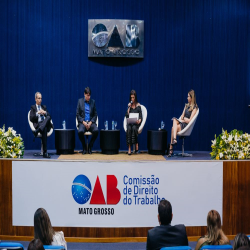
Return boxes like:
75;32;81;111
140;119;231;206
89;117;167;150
88;19;144;58
72;175;121;205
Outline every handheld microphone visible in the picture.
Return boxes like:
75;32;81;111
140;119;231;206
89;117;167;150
128;101;133;108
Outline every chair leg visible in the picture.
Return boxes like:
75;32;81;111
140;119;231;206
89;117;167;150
41;141;43;155
176;138;192;157
86;135;89;151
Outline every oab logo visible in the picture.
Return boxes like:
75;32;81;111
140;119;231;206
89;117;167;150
72;175;121;205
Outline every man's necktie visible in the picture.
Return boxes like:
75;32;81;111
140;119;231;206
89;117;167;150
38;106;44;121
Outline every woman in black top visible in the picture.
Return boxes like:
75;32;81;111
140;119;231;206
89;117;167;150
168;89;198;157
125;90;142;155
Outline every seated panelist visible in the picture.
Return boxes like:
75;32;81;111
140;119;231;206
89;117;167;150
30;92;53;158
125;90;142;155
168;89;198;157
76;87;99;154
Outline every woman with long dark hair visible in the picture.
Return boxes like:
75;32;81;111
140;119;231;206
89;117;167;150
233;233;250;250
168;89;198;157
125;90;142;155
34;208;67;250
195;210;230;250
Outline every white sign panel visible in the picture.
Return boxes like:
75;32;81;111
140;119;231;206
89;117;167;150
12;161;223;227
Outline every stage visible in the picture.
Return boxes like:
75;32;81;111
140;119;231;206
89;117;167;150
21;150;212;161
0;153;250;243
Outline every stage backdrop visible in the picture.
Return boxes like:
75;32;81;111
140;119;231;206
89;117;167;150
0;0;249;151
13;161;223;227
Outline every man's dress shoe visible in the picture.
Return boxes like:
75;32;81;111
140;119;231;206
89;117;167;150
43;152;51;158
88;147;92;154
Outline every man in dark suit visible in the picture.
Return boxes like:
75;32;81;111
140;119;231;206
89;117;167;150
76;87;99;154
146;200;188;250
30;92;53;158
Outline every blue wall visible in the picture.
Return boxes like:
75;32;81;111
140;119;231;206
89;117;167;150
0;0;249;151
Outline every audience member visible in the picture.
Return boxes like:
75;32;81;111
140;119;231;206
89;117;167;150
237;247;250;250
195;210;230;250
233;233;250;250
146;199;188;250
34;208;67;250
27;239;44;250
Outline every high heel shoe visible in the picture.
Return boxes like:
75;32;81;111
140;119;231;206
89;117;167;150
171;138;177;145
167;148;174;157
135;150;140;154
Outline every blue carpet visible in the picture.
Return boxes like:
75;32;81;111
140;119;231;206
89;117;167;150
164;151;211;161
23;150;59;160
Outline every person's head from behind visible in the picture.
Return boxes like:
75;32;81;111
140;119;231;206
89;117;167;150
187;89;197;107
34;208;54;245
28;239;45;250
158;199;172;225
207;210;222;244
233;233;250;250
130;90;138;105
84;87;91;102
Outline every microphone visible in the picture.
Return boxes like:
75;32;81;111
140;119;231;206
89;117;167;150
128;101;133;108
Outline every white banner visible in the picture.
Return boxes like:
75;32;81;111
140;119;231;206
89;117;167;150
12;161;223;227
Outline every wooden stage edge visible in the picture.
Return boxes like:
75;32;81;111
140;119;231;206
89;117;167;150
1;159;250;242
0;235;237;243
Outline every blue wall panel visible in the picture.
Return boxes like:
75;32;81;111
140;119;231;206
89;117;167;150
0;0;249;151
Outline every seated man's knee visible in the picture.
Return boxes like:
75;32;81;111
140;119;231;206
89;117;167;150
78;130;85;137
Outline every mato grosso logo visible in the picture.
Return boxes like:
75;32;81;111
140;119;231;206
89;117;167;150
72;174;121;215
88;19;144;58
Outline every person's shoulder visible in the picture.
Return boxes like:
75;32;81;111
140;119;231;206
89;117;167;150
172;224;186;230
53;231;65;241
31;104;36;109
197;236;208;245
148;225;161;234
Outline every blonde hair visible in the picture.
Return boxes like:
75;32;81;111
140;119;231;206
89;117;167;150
185;89;197;111
206;210;229;245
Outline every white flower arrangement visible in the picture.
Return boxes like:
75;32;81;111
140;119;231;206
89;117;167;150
211;129;250;160
0;125;24;158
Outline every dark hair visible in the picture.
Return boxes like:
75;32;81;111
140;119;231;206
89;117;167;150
233;233;250;250
34;208;55;245
237;247;250;250
158;199;172;225
129;90;138;104
84;87;91;95
28;239;45;250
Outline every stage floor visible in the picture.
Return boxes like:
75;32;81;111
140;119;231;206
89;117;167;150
21;150;212;161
